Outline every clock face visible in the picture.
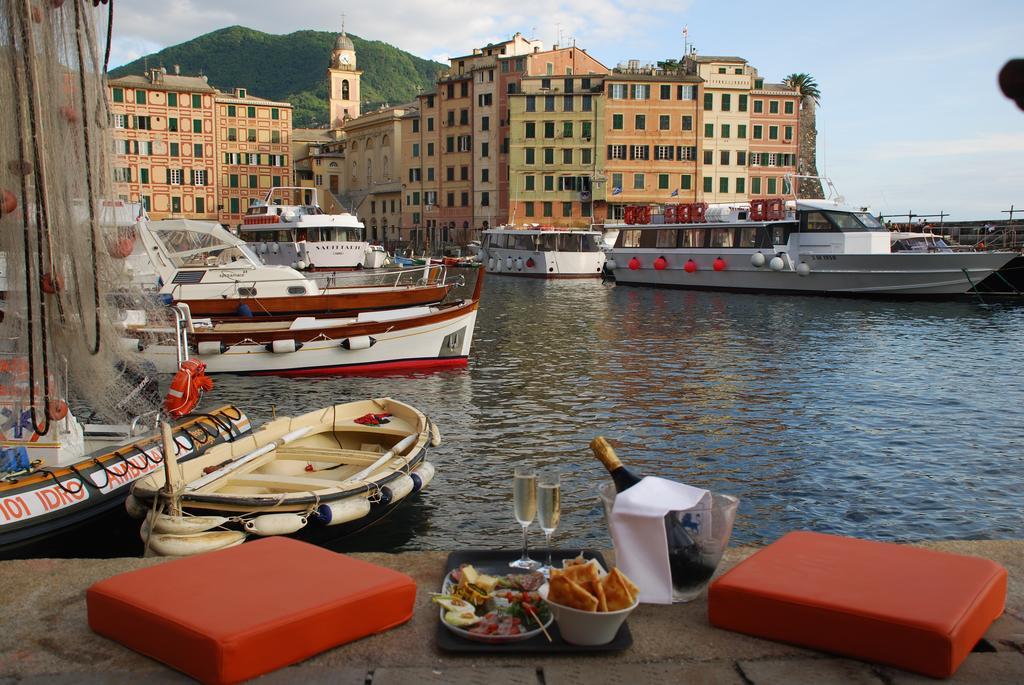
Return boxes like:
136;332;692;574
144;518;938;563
340;54;350;65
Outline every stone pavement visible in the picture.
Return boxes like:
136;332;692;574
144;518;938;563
0;540;1021;684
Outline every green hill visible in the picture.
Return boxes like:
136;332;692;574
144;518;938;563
109;26;444;127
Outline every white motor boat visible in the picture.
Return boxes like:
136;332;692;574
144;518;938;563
239;187;387;270
480;226;605;278
607;198;1016;297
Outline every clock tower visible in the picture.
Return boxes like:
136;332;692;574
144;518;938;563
328;23;361;128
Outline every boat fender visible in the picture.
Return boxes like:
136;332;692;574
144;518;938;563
266;339;302;354
505;256;513;271
147;530;247;557
628;257;640;271
796;262;811;277
150;511;230;535
487;257;495;271
314;497;372;526
257;242;267;254
197;341;227;355
526;258;535;268
684;259;698;273
515;257;524;271
377;486;395;508
411;461;436;492
605;258;617;270
124;494;149;519
713;257;727;272
388;474;416;503
653;256;668;271
236;302;254;317
769;256;785;272
270;243;279;254
751;252;766;268
430;420;442;447
340;335;376;351
297;260;308;270
244;513;308;536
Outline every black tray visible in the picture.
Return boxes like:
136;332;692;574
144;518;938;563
435;548;633;653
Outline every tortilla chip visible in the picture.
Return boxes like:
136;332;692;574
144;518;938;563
602;568;638;611
562;561;600;588
593;576;609;612
548;574;599;612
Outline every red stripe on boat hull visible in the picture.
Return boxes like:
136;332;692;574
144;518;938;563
249;356;469;377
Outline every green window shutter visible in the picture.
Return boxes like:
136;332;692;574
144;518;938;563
544;175;553;191
681;174;691;190
525;175;535;191
195;196;205;213
769;126;779;140
753;125;763;139
112;88;124;103
194;143;203;158
613;114;623;130
167;92;176;106
736;177;745;194
721;94;731;111
659;115;669;130
193;119;202;133
228;105;236;117
752;177;761;194
785;126;793;140
704;123;713;138
754;100;763;113
271;108;279;120
703;92;713;110
722;124;730;138
703;176;712;193
738;124;747;138
140;168;149;184
230;197;239;214
785;101;794;114
719;177;729;193
249;174;257;188
658;174;669;189
768;178;777;194
192;94;201;108
739;94;747;112
247;106;256;117
770;100;779;114
135;90;146;104
170;142;179;157
273;175;281;186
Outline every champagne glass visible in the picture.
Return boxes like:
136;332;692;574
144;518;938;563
537;472;561;576
510;466;540;570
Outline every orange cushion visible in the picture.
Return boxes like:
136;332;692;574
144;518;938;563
708;531;1006;679
87;537;415;685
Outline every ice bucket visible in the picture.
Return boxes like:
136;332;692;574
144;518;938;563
599;482;739;602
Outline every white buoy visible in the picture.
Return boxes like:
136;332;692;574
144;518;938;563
411;461;436;492
797;262;811;277
505;256;513;270
751;252;766;268
605;258;617;270
243;513;308;536
270;339;298;354
769;256;785;271
148;530;247;557
125;494;149;519
515;257;524;271
487;257;495;271
296;260;308;270
148;511;230;535
316;497;372;526
197;341;225;355
340;335;375;350
494;259;502;272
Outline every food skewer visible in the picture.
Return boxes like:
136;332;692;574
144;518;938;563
525;605;552;643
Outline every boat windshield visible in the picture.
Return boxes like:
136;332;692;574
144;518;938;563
825;211;887;232
154;228;260;268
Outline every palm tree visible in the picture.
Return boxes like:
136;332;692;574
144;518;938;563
783;73;824;198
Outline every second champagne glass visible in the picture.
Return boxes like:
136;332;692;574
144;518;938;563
510;466;540;570
537;472;561;575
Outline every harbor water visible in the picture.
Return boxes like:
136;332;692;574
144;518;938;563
206;272;1024;554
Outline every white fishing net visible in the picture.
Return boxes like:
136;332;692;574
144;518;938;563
0;1;163;430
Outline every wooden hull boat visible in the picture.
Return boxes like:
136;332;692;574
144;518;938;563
131;398;438;556
134;268;483;376
0;405;250;559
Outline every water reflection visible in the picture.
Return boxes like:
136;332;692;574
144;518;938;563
210;276;1024;551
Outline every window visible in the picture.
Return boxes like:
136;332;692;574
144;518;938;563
630;145;649;160
169;168;182;185
564;96;574;111
739;94;748;112
191;119;201;133
113;167;131;182
659;115;670;131
193;143;203;158
655;145;673;160
633;173;645;190
427;142;434;156
768;178;778;194
770;100;779;114
611;173;623;191
582;95;593;111
481;142;489;157
767;153;778;167
140;168;149;184
525;175;535;191
461;192;469;207
719;177;729;193
543;201;552;217
680;174;692;190
718;67;726;74
229;174;238;188
704;92;713;110
458;135;472;152
169;142;180;157
412;143;420;158
525;148;535;164
227;127;237;141
721;150;730;165
271;130;280;144
736;177;745;194
446;192;454;207
738;124;747;139
752;177;761;194
737;151;747;166
544;175;554;191
247;105;256;117
194;169;206;186
526;96;536;112
427;116;434;131
190;94;201;108
753;125;763;139
525;122;536;138
524;201;535;216
612;113;624;130
544;95;555;112
134;90;146;105
785;101;794;115
171;196;181;213
248;174;257;188
273;175;281;187
562;121;573;137
482;116;490;131
230;197;239;214
112;87;124;103
112;114;126;128
609;83;628;99
677;85;696;100
582;121;592;139
658;173;669;190
195;196;205;214
769;126;779;140
784;126;793;140
427;167;435;181
227;105;236;117
704;123;713;138
446;136;454;153
168;118;178;132
562;202;573;217
446;167;455;181
703;176;712;193
753;99;763;113
721;124;730;138
544;121;555;138
721;93;731;111
543;148;554;164
703;150;713;165
660;84;671;100
681;115;692;131
630;84;650;100
248;128;256;142
581;148;592;164
460;109;469;125
482;191;490;207
608;145;626;160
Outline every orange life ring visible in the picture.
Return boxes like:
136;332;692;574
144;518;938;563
164;359;214;418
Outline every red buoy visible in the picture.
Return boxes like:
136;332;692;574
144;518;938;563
653;256;668;270
526;257;535;268
628;257;641;271
1;189;16;217
48;399;69;421
108;236;135;259
41;272;64;294
684;259;698;273
713;257;727;271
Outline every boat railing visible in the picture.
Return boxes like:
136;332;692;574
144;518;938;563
172;304;193;366
315;264;452;290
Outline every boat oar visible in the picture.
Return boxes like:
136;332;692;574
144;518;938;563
160;421;182;517
349;432;419;482
184;426;313;492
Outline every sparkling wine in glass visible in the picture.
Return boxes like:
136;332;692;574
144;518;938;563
510;467;539;570
537;473;561;575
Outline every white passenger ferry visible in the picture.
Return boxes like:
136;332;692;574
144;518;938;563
480;226;605;278
606;198;1016;297
238;187;387;271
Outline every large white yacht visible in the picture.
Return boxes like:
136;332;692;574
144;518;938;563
606;199;1016;297
480;226;605;278
238;187;387;270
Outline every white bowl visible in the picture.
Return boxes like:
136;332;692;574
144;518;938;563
538;582;638;645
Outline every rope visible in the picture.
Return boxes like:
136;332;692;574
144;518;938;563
101;0;113;75
961;267;986;305
37;469;84;496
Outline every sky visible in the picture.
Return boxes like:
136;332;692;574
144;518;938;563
105;0;1024;221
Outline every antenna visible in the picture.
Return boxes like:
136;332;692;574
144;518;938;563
341;12;346;34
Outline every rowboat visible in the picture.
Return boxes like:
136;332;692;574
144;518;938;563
131;398;438;556
129;267;484;376
0;405;250;559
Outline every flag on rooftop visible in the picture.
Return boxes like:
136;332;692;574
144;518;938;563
612;187;622;195
682;26;688;38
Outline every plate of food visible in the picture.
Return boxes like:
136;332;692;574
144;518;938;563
434;563;553;643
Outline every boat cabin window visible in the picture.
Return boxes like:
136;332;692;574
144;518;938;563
680;228;707;248
803;212;832;232
514;234;537;251
736;227;761;248
238;287;257;297
827;212;864;231
539;234;557;251
710;228;734;248
656;229;676;248
854;212;885;230
557;234;579;252
771;223;796;246
287;286;308;295
620;229;642;248
581;234;601;252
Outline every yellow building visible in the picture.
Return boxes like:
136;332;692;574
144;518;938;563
214;88;293;226
602;67;701;220
108;69;218;220
328;27;362;126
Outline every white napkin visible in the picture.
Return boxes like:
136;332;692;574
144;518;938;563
609;477;711;604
